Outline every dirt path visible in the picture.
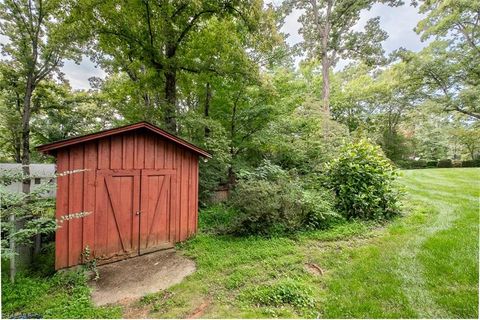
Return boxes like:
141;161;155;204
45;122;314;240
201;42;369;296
89;249;195;306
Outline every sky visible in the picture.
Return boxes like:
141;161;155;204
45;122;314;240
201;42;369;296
55;1;427;90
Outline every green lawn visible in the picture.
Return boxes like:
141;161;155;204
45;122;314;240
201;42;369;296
142;168;479;318
2;168;479;318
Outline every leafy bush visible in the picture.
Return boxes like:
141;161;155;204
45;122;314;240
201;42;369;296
252;104;349;175
325;139;401;220
395;159;427;169
452;160;462;168
300;189;338;230
437;159;452;168
242;279;316;309
229;161;338;235
426;160;438;168
30;242;56;277
461;159;480;167
1;269;120;318
198;204;238;234
180;113;232;206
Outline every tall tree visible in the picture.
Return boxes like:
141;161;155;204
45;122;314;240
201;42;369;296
1;0;79;192
283;0;401;115
77;0;270;133
402;42;480;119
0;0;79;279
411;0;480;119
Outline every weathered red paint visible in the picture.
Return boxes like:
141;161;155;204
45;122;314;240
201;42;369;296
37;122;210;269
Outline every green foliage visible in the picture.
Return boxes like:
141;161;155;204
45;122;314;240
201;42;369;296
242;279;316;309
380;129;413;162
284;0;401;67
1;269;121;318
198;204;239;234
396;160;428;169
427;160;438;168
180;113;232;205
229;161;338;236
452;160;462;168
253;101;349;173
452;126;480;160
30;243;56;277
397;159;480;169
437;159;452;168
402;40;479;120
326;139;401;220
0;171;57;260
461;160;480;167
146;169;479;318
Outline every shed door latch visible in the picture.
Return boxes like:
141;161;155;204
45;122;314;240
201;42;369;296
135;211;141;215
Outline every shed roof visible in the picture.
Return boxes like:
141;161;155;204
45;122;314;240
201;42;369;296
36;121;212;158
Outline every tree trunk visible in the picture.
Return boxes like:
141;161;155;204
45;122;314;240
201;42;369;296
9;212;16;283
16;76;34;274
227;93;240;190
204;82;211;138
164;69;177;133
22;81;32;195
321;55;330;115
34;235;42;256
468;146;475;160
311;0;332;116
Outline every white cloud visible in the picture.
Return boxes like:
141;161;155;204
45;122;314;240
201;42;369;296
61;57;106;90
276;1;428;69
359;3;428;53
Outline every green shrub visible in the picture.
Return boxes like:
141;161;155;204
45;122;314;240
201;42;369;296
30;242;56;277
198;204;238;234
437;159;453;168
300;189;339;230
394;160;410;169
413;160;427;169
229;161;338;236
325;139;401;220
395;159;428;169
1;269;120;318
242;279;316;309
426;160;438;168
461;159;480;167
452;160;462;168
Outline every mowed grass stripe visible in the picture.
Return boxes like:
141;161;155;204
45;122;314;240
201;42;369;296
137;168;478;318
320;168;478;318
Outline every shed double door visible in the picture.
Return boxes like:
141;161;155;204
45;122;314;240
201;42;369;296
94;169;176;263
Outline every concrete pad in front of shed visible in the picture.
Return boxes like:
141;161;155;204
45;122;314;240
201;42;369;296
89;249;196;306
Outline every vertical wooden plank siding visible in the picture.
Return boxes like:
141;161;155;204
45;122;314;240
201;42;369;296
155;137;165;169
55;149;69;269
110;135;123;169
180;150;189;241
123;133;134;169
134;132;145;169
168;143;177;243
68;145;84;266
54;130;202;269
174;145;182;242
98;137;110;169
144;134;155;169
193;155;199;235
95;141;109;257
187;153;196;236
82;142;97;258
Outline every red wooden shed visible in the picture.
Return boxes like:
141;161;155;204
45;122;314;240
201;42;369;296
37;121;211;270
